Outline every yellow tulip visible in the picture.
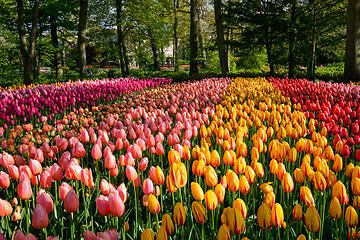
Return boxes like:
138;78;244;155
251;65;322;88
191;201;207;224
173;202;186;226
329;197;342;219
141;228;154;240
345;206;359;228
217;224;231;240
304;206;320;233
227;207;246;235
271;203;284;227
204;190;218;210
257;204;272;230
161;214;174;235
191;182;204;201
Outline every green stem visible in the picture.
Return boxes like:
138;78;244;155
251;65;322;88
26;199;29;233
277;227;281;240
133;183;138;238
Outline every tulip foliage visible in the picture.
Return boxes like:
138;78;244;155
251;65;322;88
1;76;360;239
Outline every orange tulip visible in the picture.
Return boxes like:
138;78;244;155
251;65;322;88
204;166;218;187
148;194;160;214
292;204;303;221
223;150;234;166
294;168;305;184
141;228;154;240
239;175;250;194
277;163;286;180
257;204;272;230
155;166;165;185
354;196;360;209
269;159;278;175
264;191;275;208
173;202;186;226
245;166;256;184
287;148;297;163
166;176;177;193
191;182;204;201
156;226;167;240
282;172;294;192
227;171;240;192
192;160;205;176
314;171;327;191
297;234;306;240
168;149;181;165
345;206;359;228
191;201;207;224
217;224;231;240
300;186;315;207
233;198;247;218
227;207;246;235
352;177;360;196
332;181;349;205
214;184;226;204
329;197;342;219
210;150;220;167
260;182;273;194
254;162;265;178
169;162;187;189
346;163;355;177
333;154;343;172
162;214;174;235
271;203;284;227
304;206;320;233
204;190;218;210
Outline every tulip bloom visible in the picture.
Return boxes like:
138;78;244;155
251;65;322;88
345;206;359;228
227;207;246;235
0;171;10;189
96;195;110;216
143;178;154;196
233;198;247;218
141;228;154;240
173;202;186;226
293;204;303;221
217;224;231;240
332;181;349;205
156;226;167;240
155;166;165;185
282;172;294;192
257;204;272;230
109;193;125;217
204;166;218;187
300;186;315;207
0;199;12;217
64;190;79;213
204;190;218;210
191;182;204;201
192;201;207;224
271;203;284;227
148;194;160;214
32;204;49;229
352;177;360;196
329;197;342;219
314;171;327;191
239;175;250;194
169;162;187;189
215;184;226;204
293;168;305;184
162;213;174;235
126;166;138;182
17;178;32;200
227;171;240;192
304;206;320;233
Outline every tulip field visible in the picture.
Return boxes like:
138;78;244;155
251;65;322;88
2;76;360;240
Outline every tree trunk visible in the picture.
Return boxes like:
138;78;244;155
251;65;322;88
78;0;88;79
214;0;228;77
123;41;130;75
50;16;63;79
309;0;317;81
190;0;199;76
288;0;296;79
16;0;39;85
198;0;206;69
344;0;360;82
265;26;274;76
149;29;161;71
116;0;126;75
173;0;179;71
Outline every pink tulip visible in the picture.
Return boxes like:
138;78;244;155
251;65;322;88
64;190;79;213
59;182;74;201
109;193;125;217
91;144;102;160
0;171;10;188
37;192;54;214
117;183;127;203
17;178;32;200
50;163;63;181
126;166;138;181
72;142;86;158
29;159;43;176
105;154;116;170
96;195;111;216
32;204;49;229
143;178;154;196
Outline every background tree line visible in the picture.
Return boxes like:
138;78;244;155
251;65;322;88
0;0;358;86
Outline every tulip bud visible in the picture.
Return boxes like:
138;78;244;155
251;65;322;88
191;182;204;201
148;194;160;214
332;181;349;205
233;198;247;218
64;190;79;213
293;204;303;221
329;197;342;219
217;224;231;240
282;172;294;192
162;213;174;235
345;206;359;228
257;204;272;230
192;201;207;224
32;204;49;229
227;207;246;235
141;228;154;240
304;206;320;233
173;202;186;226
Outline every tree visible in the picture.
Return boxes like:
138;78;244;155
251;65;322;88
214;0;228;76
17;0;40;85
78;0;88;79
344;0;360;82
190;0;199;76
